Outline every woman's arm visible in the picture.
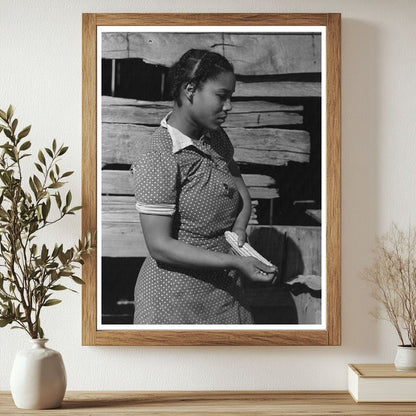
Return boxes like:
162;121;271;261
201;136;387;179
228;159;252;246
140;213;276;282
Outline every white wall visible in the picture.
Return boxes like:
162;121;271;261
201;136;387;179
1;0;416;391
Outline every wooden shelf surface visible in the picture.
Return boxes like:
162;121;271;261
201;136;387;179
2;391;416;415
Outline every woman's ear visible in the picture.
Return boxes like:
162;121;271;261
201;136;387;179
184;82;196;102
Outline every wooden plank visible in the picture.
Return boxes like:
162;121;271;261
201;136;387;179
102;124;310;166
101;209;321;276
102;105;303;128
101;170;276;196
102;32;321;75
234;81;321;98
3;390;416;415
246;225;321;279
101;98;303;127
102;96;304;113
102;221;147;258
306;209;322;223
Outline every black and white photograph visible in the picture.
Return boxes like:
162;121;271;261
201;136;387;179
97;26;326;330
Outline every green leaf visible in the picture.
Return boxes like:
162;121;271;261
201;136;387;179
34;162;43;173
19;140;31;151
65;191;72;207
50;284;68;291
11;118;18;133
55;193;62;208
31;244;38;256
33;175;43;192
29;177;37;196
41;202;50;220
38;150;46;165
17;125;31;140
71;276;85;285
0;109;7;121
48;182;64;189
69;206;82;213
0;317;13;327
45;148;53;158
58;146;68;156
52;139;57;152
6;105;14;122
43;299;62;307
41;244;48;262
61;171;74;178
4;129;12;140
38;325;44;339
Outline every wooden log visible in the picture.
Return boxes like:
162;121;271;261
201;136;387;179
102;124;310;166
101;170;277;196
101;32;321;75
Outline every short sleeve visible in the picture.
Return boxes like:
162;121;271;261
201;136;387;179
130;151;178;216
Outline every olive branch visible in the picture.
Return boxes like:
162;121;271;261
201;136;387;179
0;105;95;338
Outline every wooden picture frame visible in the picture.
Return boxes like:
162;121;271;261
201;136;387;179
82;13;341;346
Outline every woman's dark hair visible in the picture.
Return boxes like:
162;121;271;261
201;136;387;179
168;49;234;106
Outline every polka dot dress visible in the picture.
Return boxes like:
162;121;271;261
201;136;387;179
131;125;253;324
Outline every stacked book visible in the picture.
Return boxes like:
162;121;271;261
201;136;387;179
348;364;416;402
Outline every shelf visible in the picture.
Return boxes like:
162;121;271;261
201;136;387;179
2;391;416;415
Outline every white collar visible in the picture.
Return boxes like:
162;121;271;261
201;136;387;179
161;113;210;154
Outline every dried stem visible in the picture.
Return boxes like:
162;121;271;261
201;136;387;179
363;223;416;346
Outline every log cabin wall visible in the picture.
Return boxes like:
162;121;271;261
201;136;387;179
100;32;322;324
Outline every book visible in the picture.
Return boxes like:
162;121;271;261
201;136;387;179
348;364;416;402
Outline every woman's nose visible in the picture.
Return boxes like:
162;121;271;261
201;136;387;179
223;98;232;112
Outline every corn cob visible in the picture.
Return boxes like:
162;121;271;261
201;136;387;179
224;231;274;267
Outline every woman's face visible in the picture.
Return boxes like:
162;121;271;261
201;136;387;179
190;71;236;131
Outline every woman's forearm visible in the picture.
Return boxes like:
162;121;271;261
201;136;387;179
149;236;240;270
140;213;240;270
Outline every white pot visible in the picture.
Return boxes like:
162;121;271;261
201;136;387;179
10;338;67;409
394;345;416;371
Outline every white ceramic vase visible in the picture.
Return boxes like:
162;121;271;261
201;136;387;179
10;338;67;409
394;345;416;371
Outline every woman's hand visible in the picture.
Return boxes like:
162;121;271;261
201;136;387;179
232;227;247;247
236;256;276;283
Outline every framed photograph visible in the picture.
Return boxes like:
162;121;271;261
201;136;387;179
82;13;341;346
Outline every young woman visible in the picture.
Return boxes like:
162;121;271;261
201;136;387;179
131;49;276;324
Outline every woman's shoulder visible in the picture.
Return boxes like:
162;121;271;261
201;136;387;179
144;126;174;154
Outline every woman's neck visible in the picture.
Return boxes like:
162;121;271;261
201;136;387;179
167;105;203;140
